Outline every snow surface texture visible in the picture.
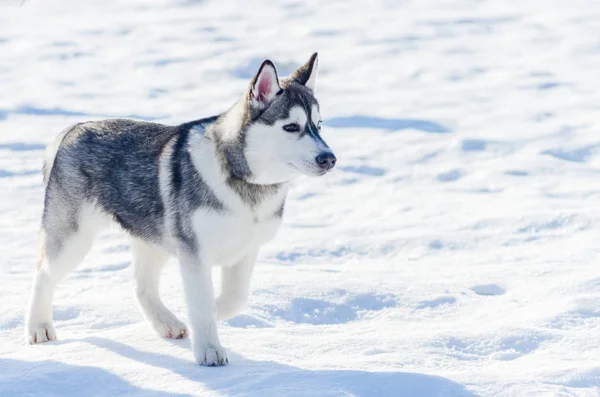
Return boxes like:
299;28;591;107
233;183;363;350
1;0;599;396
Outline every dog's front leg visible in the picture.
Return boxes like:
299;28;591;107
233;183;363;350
216;250;257;321
179;250;227;366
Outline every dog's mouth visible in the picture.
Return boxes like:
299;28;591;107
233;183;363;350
288;163;328;177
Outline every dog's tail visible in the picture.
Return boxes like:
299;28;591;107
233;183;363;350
42;124;80;185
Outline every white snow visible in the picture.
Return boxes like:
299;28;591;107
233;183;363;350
1;0;599;396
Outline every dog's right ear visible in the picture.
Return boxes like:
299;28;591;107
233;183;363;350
249;60;281;110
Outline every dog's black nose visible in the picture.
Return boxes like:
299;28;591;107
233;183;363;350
315;152;337;171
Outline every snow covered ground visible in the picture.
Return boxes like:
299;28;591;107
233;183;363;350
1;0;600;395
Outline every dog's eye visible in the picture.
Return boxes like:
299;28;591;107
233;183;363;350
317;120;322;130
283;123;301;133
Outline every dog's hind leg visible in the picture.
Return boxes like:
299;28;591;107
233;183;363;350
26;203;102;344
131;238;187;339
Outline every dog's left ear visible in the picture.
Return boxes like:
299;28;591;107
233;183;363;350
289;52;319;92
250;60;281;109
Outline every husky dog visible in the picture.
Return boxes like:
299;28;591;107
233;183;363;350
25;53;335;366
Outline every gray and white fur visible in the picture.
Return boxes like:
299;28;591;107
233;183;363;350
25;53;336;366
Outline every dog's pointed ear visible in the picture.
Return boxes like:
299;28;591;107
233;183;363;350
289;52;319;92
250;60;281;109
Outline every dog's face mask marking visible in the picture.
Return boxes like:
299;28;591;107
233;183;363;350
244;53;336;185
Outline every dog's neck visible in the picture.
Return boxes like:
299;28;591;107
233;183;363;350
205;96;253;182
199;97;285;208
209;97;248;142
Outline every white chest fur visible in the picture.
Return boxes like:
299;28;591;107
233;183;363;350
191;208;282;266
187;133;287;266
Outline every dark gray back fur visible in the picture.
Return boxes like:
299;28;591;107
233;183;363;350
46;120;179;243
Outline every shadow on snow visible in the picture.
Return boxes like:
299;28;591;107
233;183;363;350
0;358;192;397
325;115;450;134
76;336;479;397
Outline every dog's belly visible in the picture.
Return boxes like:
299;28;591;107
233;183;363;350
191;209;282;266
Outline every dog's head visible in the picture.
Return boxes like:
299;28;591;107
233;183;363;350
242;53;336;184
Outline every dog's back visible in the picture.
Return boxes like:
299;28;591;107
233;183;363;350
43;119;179;243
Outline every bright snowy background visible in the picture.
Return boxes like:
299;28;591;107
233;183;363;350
1;0;599;396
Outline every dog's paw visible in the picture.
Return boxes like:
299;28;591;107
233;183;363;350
194;344;228;367
26;323;56;344
147;308;188;339
152;318;188;339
